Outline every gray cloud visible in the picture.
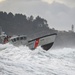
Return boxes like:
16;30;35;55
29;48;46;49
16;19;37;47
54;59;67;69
0;0;75;31
60;0;75;7
42;0;75;7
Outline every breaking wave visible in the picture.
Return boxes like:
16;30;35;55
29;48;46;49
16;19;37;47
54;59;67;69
0;43;75;75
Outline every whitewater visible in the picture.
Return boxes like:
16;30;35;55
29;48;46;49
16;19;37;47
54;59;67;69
0;43;75;75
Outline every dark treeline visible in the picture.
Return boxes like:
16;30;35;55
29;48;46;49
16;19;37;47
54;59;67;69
0;11;50;36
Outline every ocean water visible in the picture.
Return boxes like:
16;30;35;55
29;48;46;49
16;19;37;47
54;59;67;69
0;43;75;75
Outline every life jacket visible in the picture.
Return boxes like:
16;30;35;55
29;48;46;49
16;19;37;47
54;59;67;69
4;37;8;44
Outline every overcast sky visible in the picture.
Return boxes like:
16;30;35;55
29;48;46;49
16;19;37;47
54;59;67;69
0;0;75;31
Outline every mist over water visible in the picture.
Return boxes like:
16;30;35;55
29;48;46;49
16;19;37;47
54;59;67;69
0;43;75;75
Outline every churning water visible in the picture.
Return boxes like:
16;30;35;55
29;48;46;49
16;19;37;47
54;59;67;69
0;43;75;75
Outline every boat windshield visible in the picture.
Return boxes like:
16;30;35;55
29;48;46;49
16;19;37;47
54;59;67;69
11;36;27;42
12;38;16;42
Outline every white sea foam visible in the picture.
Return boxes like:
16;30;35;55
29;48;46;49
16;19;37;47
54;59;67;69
0;44;75;75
